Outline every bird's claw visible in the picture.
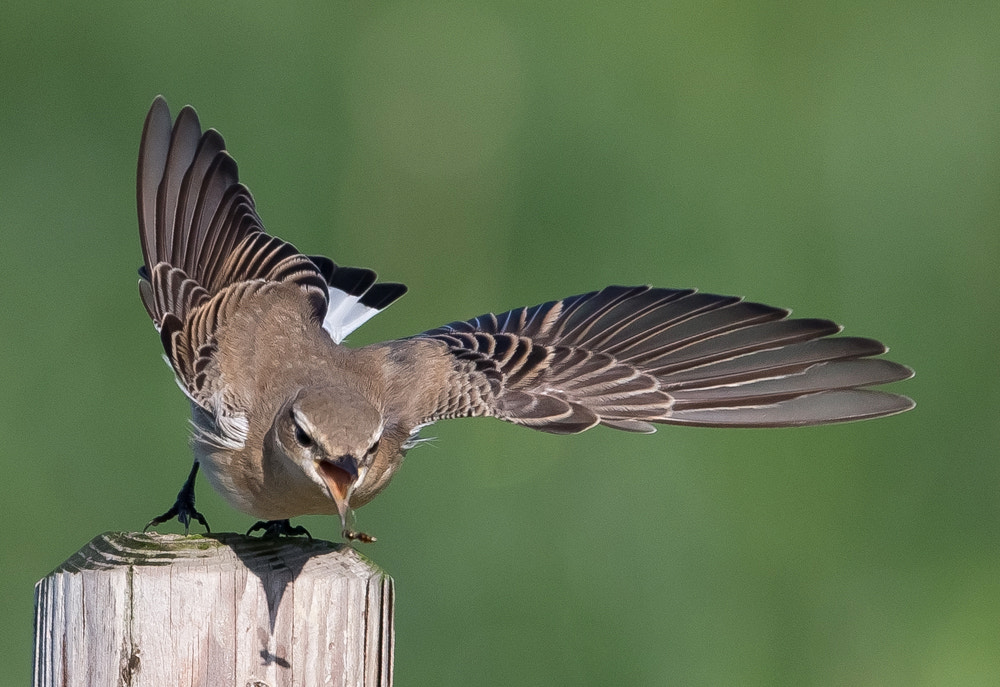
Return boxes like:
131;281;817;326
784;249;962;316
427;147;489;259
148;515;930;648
144;462;210;533
247;519;313;539
144;504;211;534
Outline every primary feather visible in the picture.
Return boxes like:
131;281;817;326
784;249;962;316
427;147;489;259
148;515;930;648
417;286;914;432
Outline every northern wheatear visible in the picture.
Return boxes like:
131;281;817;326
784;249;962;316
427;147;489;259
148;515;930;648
137;97;913;541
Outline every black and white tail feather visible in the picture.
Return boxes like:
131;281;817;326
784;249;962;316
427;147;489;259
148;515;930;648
308;256;408;343
136;96;406;409
417;286;914;433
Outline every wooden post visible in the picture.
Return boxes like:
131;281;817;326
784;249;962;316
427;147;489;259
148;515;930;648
33;531;393;687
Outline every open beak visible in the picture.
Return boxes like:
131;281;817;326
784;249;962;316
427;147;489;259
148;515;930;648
316;456;358;527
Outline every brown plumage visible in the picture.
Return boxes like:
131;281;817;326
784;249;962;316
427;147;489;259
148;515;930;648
136;96;913;540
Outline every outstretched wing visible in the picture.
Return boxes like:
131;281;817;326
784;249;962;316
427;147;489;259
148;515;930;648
136;96;407;414
414;285;913;433
137;97;328;328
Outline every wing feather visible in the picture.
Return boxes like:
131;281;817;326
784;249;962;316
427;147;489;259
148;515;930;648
414;286;913;432
135;97;406;422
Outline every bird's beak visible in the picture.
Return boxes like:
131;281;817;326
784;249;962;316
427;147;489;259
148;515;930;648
316;456;358;527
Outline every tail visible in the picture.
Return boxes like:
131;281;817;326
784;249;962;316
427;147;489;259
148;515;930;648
418;285;914;432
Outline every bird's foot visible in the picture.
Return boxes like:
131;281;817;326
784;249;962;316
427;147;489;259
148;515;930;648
343;528;377;543
144;502;211;534
144;462;210;533
247;519;313;539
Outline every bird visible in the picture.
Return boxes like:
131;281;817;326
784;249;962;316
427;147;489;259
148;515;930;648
136;96;914;542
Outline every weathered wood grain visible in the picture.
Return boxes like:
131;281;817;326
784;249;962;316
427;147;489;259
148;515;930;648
33;531;393;687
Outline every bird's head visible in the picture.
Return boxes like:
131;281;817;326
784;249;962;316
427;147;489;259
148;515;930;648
273;386;384;528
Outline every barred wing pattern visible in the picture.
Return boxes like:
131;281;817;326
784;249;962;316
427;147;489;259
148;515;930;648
137;99;324;327
136;97;406;407
418;285;914;433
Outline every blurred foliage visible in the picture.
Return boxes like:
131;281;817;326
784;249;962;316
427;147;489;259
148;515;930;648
2;1;998;685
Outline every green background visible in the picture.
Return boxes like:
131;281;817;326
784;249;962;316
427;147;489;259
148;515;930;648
2;2;997;685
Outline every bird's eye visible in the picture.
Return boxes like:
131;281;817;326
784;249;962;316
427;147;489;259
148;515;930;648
369;439;380;455
293;421;313;448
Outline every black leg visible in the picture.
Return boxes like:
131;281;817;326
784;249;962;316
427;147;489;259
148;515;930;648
144;462;211;533
246;519;312;539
